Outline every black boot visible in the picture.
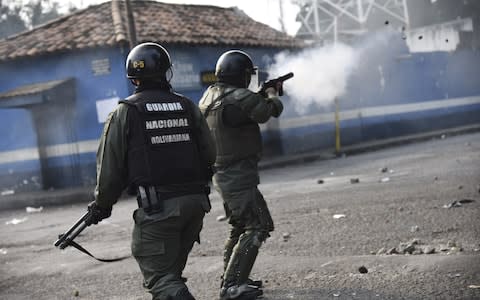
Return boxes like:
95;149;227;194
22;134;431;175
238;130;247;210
170;287;196;300
219;284;263;300
247;278;262;288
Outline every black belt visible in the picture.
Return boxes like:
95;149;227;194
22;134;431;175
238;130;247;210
137;185;210;214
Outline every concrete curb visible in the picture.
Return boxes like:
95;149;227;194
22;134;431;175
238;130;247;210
1;123;479;211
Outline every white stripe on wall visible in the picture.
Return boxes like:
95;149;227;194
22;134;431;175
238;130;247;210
0;147;40;164
1;95;479;165
279;95;480;130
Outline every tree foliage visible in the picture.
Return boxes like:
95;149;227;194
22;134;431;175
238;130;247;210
0;0;76;39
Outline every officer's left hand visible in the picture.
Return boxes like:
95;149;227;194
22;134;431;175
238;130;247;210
85;201;112;226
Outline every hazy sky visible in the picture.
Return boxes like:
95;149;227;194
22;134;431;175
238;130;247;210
76;0;301;36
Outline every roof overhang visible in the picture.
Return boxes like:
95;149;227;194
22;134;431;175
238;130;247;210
0;78;75;108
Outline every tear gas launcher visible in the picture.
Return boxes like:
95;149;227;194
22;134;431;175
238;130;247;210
54;211;129;262
259;72;294;97
54;211;89;250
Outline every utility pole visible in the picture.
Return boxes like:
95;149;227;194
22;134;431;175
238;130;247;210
278;0;287;33
124;0;137;49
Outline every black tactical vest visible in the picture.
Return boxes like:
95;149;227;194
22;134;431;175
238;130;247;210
121;89;206;187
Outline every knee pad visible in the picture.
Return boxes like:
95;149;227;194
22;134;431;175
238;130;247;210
247;230;268;247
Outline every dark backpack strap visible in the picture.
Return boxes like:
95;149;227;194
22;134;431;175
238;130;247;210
203;89;236;117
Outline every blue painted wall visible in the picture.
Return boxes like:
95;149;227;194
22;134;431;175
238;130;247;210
1;36;478;192
278;34;480;154
0;44;285;192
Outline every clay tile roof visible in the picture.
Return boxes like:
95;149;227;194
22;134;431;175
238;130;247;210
0;78;71;99
0;0;303;61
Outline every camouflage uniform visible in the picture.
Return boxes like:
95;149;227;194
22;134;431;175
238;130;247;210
94;86;216;300
198;82;283;295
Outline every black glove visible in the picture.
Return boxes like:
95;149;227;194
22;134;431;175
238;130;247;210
85;202;112;226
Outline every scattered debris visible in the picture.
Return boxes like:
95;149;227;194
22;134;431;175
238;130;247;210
282;232;291;242
5;217;28;225
468;285;480;289
317;179;324;184
333;214;346;219
350;178;360;184
26;206;43;213
386;247;398;255
358;266;368;274
0;248;7;254
422;246;435;254
380;177;390;183
398;240;418;254
216;215;227;222
379;239;446;256
443;199;475;208
376;247;387;255
1;189;15;196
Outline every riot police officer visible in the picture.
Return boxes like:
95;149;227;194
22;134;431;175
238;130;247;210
85;42;216;300
198;50;284;300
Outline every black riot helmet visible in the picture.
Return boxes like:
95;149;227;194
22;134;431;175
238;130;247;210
215;50;257;88
126;42;172;81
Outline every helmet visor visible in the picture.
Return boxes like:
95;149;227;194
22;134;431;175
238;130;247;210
247;66;259;92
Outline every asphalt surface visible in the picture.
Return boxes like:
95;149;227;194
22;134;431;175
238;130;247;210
0;129;479;300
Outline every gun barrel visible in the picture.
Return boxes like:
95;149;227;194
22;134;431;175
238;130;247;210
279;72;294;82
54;212;88;247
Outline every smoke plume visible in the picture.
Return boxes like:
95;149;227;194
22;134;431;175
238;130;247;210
268;30;396;114
268;43;357;113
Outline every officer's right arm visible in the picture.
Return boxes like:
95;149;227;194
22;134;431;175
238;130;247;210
94;104;129;209
234;89;284;124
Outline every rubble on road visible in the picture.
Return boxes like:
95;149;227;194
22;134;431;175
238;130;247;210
376;239;465;256
350;178;360;184
26;206;43;213
443;199;475;209
380;177;390;183
358;266;368;274
5;217;27;225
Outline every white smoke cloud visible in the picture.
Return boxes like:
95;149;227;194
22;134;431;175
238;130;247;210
268;43;357;113
268;29;397;114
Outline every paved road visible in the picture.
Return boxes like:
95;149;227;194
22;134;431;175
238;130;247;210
1;132;479;300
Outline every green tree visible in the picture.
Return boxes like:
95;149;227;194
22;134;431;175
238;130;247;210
0;0;76;39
